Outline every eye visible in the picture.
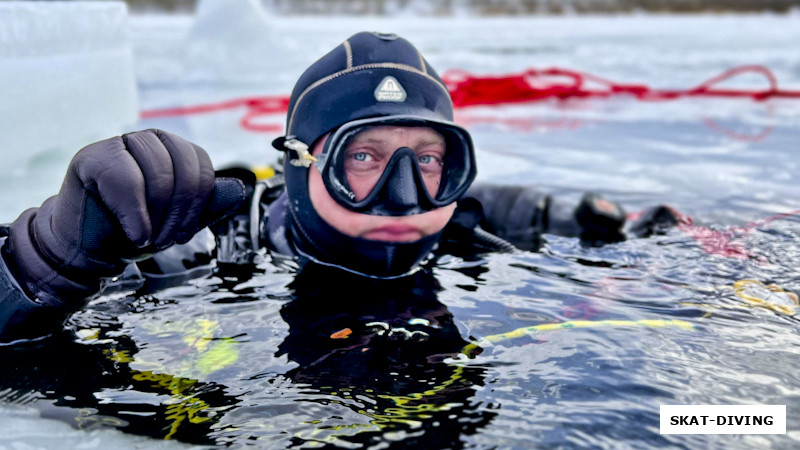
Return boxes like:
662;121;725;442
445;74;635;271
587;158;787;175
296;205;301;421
418;154;442;165
352;152;373;162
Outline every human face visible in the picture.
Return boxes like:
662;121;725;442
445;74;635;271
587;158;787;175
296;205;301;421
341;125;446;201
308;126;457;242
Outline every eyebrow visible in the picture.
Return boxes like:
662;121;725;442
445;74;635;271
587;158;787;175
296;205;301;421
418;137;445;146
352;137;388;145
351;136;445;146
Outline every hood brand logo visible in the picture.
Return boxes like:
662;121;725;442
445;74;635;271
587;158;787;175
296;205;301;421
374;76;407;102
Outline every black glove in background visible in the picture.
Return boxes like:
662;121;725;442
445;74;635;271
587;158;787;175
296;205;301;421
624;205;683;238
2;129;245;312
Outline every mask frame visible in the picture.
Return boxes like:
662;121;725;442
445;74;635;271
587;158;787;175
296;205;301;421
314;115;477;216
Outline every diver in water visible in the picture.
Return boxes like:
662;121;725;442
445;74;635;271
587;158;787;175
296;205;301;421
0;32;677;342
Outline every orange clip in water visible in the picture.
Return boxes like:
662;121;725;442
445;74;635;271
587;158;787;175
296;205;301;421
330;328;353;339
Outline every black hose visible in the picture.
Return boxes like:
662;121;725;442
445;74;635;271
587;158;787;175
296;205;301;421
472;227;518;254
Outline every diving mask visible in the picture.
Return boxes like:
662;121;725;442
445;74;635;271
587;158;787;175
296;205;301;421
313;115;477;216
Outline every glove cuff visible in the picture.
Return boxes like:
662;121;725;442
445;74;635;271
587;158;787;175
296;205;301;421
5;208;123;303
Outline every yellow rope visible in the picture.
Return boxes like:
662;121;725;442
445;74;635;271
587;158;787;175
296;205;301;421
460;319;695;356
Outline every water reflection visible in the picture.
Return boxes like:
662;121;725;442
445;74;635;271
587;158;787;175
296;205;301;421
0;263;496;448
239;265;495;447
0;327;239;444
1;220;799;447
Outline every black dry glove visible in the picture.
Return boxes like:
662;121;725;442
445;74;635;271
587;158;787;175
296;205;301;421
573;193;626;244
624;205;684;238
2;129;246;313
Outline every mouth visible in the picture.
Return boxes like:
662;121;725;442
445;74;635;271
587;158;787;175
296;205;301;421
363;224;424;242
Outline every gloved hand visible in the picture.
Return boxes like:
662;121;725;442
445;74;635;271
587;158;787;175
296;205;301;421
624;205;685;238
2;129;246;308
574;193;626;244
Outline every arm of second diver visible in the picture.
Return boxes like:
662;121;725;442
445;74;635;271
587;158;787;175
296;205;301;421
462;184;628;248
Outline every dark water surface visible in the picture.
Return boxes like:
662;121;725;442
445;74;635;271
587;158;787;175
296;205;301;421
1;217;798;448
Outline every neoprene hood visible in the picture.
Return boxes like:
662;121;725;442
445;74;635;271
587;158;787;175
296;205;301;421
272;32;468;278
272;31;455;154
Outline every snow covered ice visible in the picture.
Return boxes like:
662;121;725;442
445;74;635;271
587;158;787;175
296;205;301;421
0;1;138;215
0;2;138;159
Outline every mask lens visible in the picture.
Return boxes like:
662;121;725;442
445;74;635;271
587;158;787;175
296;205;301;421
320;116;476;215
338;125;445;201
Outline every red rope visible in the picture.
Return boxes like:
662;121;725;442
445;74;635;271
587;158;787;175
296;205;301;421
140;95;289;132
442;64;800;107
665;207;800;260
137;69;800;260
139;65;800;133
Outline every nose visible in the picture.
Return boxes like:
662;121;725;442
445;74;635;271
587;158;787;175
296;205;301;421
382;148;419;214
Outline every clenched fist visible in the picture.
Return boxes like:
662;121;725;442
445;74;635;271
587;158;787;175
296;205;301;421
4;129;245;307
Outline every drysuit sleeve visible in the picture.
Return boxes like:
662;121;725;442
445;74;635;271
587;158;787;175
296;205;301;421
0;234;70;342
460;184;628;250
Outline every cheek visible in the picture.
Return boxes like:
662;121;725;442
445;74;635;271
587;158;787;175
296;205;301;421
307;165;326;207
418;202;456;234
309;166;368;237
347;173;381;202
422;173;442;197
